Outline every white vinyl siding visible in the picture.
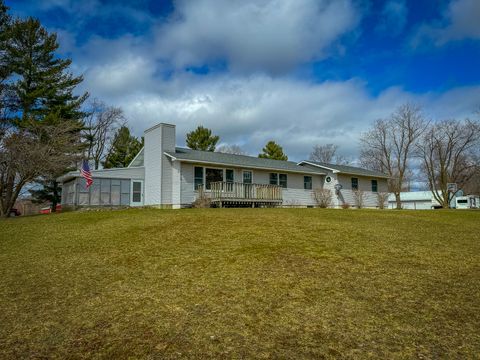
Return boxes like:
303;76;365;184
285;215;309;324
336;174;388;208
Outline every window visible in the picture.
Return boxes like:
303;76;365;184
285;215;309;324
111;180;121;205
226;169;234;183
457;199;468;204
243;171;252;184
132;181;142;202
194;166;203;190
371;179;378;192
269;173;278;185
120;180;130;205
206;168;223;189
100;179;111;205
325;176;332;183
90;180;101;205
351;177;358;190
269;173;287;187
304;176;312;190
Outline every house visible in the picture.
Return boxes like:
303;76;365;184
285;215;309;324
57;123;389;209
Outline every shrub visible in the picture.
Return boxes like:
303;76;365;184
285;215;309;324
192;190;211;208
312;188;332;208
377;192;389;209
341;202;351;209
353;190;365;209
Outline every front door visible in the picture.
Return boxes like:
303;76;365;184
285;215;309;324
131;180;144;206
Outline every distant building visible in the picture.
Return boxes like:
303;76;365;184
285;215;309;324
388;191;460;209
455;195;480;209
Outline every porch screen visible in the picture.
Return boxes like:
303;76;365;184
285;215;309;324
73;177;131;206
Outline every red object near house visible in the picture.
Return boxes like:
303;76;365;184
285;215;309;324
40;204;62;214
9;208;21;217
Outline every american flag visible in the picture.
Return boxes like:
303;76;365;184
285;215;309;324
80;160;93;188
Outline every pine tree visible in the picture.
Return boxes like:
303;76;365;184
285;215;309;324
186;126;219;151
1;8;87;215
103;126;143;168
6;17;87;125
29;179;61;208
258;141;288;160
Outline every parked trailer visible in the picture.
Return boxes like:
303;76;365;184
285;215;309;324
456;195;480;209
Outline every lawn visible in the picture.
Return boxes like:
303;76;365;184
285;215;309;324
0;208;479;359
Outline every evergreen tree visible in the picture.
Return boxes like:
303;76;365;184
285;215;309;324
258;141;288;160
29;179;61;208
1;7;87;215
0;0;12;122
103;126;143;168
186;125;219;151
6;17;87;125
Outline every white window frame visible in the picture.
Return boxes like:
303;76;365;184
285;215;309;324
242;170;253;184
194;166;234;191
225;168;235;183
304;175;313;190
130;179;144;206
269;172;287;188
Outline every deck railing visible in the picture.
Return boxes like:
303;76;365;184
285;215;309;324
209;181;282;202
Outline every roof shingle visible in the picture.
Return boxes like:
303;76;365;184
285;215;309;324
166;148;326;175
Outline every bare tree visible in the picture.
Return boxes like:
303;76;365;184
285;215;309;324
309;144;349;164
353;190;365;209
83;99;125;169
312;188;332;208
360;104;428;209
0;121;82;217
216;144;247;155
377;192;389;209
417;118;480;208
310;144;337;163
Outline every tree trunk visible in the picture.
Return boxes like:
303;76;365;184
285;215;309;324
1;175;26;218
1;174;16;218
394;192;402;209
51;180;59;212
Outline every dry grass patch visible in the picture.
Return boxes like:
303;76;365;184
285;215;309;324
0;208;479;358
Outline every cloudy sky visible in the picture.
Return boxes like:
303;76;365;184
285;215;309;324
8;0;480;161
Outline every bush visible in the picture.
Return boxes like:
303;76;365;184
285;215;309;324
353;190;365;209
377;192;389;209
192;190;211;208
341;202;351;209
312;188;332;208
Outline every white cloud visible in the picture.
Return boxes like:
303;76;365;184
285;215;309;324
45;1;478;162
155;0;360;74
81;72;480;161
376;0;408;36
413;0;480;46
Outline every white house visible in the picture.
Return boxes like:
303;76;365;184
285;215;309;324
58;123;389;209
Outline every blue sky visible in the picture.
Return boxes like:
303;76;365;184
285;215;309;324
7;0;480;160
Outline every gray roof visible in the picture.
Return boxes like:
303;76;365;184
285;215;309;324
166;148;326;175
299;160;390;178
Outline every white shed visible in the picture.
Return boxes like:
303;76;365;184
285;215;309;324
388;191;442;210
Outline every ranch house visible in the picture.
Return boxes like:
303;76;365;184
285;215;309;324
57;123;389;209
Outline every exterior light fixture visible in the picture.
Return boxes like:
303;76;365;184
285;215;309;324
334;183;342;195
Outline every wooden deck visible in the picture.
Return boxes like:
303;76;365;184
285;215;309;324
208;181;283;207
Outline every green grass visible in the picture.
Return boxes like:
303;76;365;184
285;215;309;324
0;209;479;359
